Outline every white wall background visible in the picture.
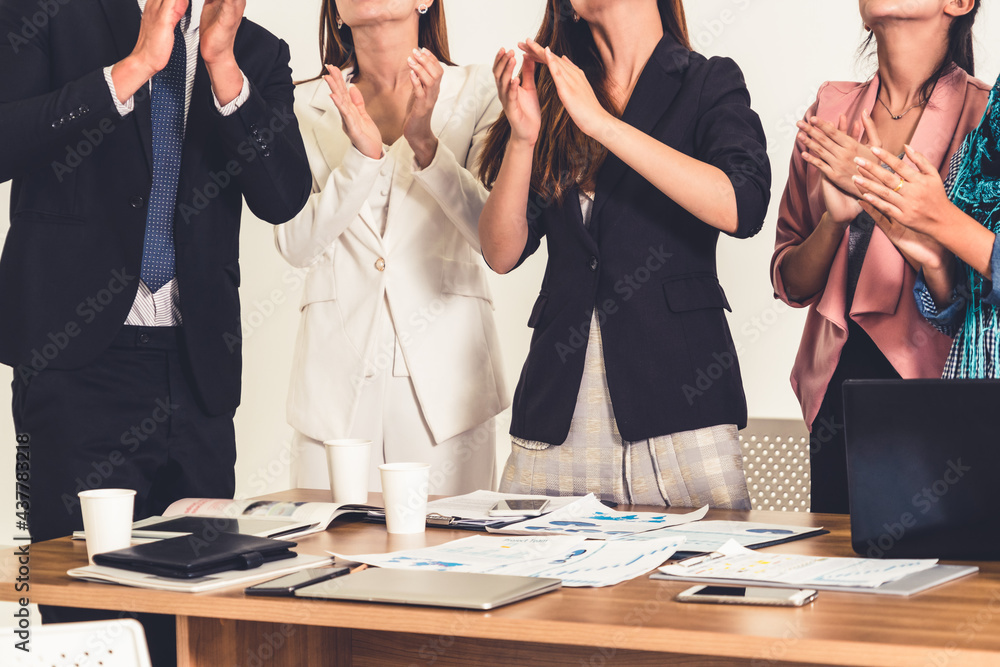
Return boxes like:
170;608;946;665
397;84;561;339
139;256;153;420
2;0;999;532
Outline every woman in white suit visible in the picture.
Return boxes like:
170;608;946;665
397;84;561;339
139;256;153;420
276;0;509;495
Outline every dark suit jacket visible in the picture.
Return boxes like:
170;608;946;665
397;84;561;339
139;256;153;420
510;36;771;445
0;0;311;415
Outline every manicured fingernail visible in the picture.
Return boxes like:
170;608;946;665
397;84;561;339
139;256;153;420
854;157;867;166
853;175;864;184
407;57;416;66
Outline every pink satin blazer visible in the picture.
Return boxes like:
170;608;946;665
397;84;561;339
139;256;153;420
772;66;990;430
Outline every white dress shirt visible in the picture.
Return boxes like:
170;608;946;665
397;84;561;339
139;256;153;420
104;0;251;326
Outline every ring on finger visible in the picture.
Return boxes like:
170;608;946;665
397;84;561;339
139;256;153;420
893;178;904;193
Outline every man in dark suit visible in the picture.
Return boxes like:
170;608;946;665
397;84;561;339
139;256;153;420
0;0;310;658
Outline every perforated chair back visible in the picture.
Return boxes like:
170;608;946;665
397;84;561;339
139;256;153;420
740;418;812;512
2;618;152;667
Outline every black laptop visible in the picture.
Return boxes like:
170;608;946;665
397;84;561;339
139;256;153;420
842;379;1000;560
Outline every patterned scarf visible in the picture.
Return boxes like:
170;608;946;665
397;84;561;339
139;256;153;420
951;75;1000;378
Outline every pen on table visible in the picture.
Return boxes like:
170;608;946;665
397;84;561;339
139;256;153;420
675;551;726;568
350;563;368;574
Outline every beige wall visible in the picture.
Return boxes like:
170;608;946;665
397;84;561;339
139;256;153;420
1;0;999;521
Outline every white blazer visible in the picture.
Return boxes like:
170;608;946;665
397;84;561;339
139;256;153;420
276;64;510;445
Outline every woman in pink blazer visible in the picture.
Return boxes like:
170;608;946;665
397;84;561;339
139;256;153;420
772;0;989;513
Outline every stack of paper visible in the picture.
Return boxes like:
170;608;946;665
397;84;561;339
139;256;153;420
487;494;707;538
652;540;978;595
333;534;686;588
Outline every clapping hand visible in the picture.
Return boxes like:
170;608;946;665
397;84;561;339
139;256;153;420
324;66;384;160
520;38;609;140
130;0;188;75
200;0;244;66
852;145;954;238
403;48;444;169
492;45;541;146
201;0;246;105
797;112;884;225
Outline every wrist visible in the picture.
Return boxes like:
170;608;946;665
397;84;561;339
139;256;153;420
582;112;616;143
206;57;242;106
112;55;157;101
822;211;852;232
507;137;536;154
411;137;438;169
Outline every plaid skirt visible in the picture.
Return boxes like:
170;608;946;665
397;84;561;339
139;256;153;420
500;311;750;509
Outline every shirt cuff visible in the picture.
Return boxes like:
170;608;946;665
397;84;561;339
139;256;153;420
914;269;965;337
104;65;135;117
983;233;1000;307
213;72;251;116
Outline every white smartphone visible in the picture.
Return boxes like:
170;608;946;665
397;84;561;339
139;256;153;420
675;585;817;607
489;498;551;517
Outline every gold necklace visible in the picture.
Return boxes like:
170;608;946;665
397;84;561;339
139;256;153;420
876;93;926;121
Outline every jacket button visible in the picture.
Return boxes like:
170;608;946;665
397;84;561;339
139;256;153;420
375;258;386;272
130;196;146;209
138;333;151;344
589;256;599;271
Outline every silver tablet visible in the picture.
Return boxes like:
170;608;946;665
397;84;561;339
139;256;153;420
294;568;561;610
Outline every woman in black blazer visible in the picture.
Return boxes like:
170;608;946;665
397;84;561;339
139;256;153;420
478;0;770;509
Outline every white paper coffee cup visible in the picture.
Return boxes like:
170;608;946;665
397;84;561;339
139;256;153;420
79;488;136;565
324;439;371;504
379;462;431;534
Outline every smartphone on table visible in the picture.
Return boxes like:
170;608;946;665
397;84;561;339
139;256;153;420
675;585;817;607
245;567;350;596
488;499;551;517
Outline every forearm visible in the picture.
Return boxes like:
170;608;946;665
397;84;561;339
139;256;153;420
779;212;848;303
109;56;157;103
206;57;244;107
275;149;383;266
596;116;739;234
480;140;533;274
932;204;995;280
921;253;958;309
412;142;489;251
0;69;123;182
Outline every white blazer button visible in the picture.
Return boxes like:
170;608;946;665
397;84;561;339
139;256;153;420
375;258;386;271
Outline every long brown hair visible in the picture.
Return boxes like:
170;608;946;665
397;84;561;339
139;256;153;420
313;1;455;80
478;0;690;202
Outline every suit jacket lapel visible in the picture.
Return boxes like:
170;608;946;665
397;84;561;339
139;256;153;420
100;0;153;176
591;37;688;226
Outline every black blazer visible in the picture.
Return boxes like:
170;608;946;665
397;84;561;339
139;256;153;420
0;0;311;415
510;36;771;445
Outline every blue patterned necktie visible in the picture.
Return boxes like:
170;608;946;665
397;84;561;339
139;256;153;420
140;22;186;293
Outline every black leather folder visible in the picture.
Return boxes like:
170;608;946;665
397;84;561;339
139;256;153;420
93;532;298;578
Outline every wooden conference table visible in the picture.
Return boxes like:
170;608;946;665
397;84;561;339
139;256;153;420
3;489;1000;666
